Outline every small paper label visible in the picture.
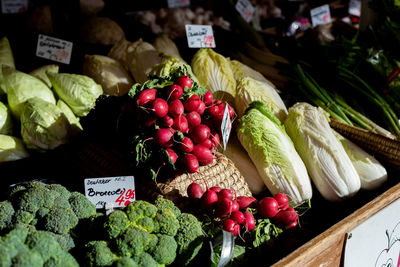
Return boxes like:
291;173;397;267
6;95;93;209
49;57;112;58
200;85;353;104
310;4;331;27
185;24;216;48
84;176;135;209
1;0;28;13
348;0;361;17
167;0;190;8
235;0;255;23
221;104;232;150
36;34;73;64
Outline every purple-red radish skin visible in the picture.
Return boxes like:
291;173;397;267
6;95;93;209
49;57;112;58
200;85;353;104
206;105;220;117
172;115;189;133
230;211;245;225
166;148;178;164
218;189;233;200
187;182;204;200
274;207;298;226
168;99;184;117
211;133;220;148
181;153;199;173
231;200;239;213
196;101;206;115
184;99;200;113
154;128;174;148
258;197;279;218
192;145;213;165
176;75;192;89
186;111;201;127
210;186;221;193
200;189;219;212
243;210;255;231
203;91;213;106
137;88;157;107
232;224;240;236
152;98;169;118
236;196;257;209
179;136;194;153
215;197;237;218
166;84;183;100
285;220;299;229
191;124;211;144
274;193;289;210
222;218;237;234
160;115;174;128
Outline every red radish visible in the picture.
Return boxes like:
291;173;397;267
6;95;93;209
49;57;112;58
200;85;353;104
186;111;201;127
160;115;174;128
199;138;212;149
181;153;199;173
236;196;257;209
152;98;169;118
206;105;220;117
222;219;237;234
232;224;241;236
210;186;221;193
154;128;174;148
228;105;235;118
143;113;157;127
200;189;219;212
192;145;214;165
274;193;289;210
176;75;192;89
285;220;298;229
211;133;220;148
166;84;183;100
215;198;238;218
168;99;184;117
218;189;233;200
184;97;201;113
137;88;157;107
173;115;189;133
258;197;279;218
166;148;178;164
191;124;211;144
187;182;204;200
217;103;225;113
230;210;245;225
214;100;223;105
196;101;206;115
274;207;298;226
203;91;213;106
213;112;224;129
179;136;194;153
231;200;239;213
243;210;255;231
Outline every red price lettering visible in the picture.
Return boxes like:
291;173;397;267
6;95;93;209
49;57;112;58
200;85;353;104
125;189;135;200
115;190;126;205
203;35;214;47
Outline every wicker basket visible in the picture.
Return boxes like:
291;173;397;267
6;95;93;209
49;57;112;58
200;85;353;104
329;119;400;169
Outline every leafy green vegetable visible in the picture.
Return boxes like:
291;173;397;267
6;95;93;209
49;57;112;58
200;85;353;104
0;36;15;94
29;65;59;88
0;134;29;162
0;101;13;135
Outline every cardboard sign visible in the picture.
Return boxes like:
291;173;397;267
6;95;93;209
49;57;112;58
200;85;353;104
343;197;400;266
167;0;190;8
235;0;255;23
310;4;331;27
84;176;135;209
1;0;28;13
36;34;73;64
348;0;361;17
185;24;216;48
221;104;232;150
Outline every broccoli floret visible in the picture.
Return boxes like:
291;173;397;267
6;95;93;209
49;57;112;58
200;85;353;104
115;226;150;258
25;181;47;189
154;197;181;218
68;191;96;219
104;210;129;239
12;248;43;267
175;213;205;266
153;209;179;237
46;184;72;209
0;201;14;231
125;201;158;222
0;245;12;267
12;210;35;225
135;216;155;233
146;234;159;252
85;240;117;267
0;228;29;259
16;186;55;213
113;257;139;267
8;185;26;198
149;234;177;265
43;207;78;234
25;230;62;262
36;207;50;219
52;233;75;251
136;252;158;267
43;250;79;267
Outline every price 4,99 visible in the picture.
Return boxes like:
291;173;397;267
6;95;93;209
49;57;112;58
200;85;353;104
115;189;135;206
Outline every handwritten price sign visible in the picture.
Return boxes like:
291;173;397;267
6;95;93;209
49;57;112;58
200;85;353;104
310;4;331;27
185;25;215;48
1;0;28;14
167;0;190;8
84;176;136;209
235;0;255;23
36;34;73;64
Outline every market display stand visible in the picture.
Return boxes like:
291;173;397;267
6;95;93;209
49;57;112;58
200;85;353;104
273;181;400;267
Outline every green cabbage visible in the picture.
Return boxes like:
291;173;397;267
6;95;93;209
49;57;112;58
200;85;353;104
0;101;13;135
191;49;236;107
29;64;59;88
237;101;312;204
3;65;56;119
20;97;71;151
284;102;361;201
0;36;15;94
57;100;83;134
47;72;103;117
0;134;29;161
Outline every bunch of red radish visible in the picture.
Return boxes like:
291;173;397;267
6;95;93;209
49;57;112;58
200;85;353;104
258;193;299;229
187;181;257;236
134;75;235;174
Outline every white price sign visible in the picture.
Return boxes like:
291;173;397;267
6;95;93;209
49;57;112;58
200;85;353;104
344;197;400;266
235;0;255;23
1;0;28;13
185;24;216;48
348;0;361;17
310;4;331;27
84;176;136;209
36;34;73;64
221;104;232;150
167;0;190;8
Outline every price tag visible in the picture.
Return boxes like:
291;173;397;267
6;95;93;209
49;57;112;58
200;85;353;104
343;197;400;266
36;34;73;64
348;0;361;17
185;25;216;48
84;176;136;209
167;0;190;8
235;0;255;23
1;0;28;13
310;4;331;27
220;104;232;151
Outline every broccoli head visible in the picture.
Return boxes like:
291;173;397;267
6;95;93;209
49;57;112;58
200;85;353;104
42;207;78;235
15;186;56;213
12;210;35;225
47;184;72;209
136;252;158;267
153;208;179;237
25;230;62;262
12;247;44;267
85;240;118;267
8;185;26;199
115;226;150;258
0;244;12;267
154;197;181;218
68;191;96;219
112;257;139;267
0;228;29;259
36;207;50;219
52;233;75;251
125;201;158;222
175;213;205;266
43;250;79;267
104;210;129;239
135;216;155;233
148;234;177;265
0;201;14;231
